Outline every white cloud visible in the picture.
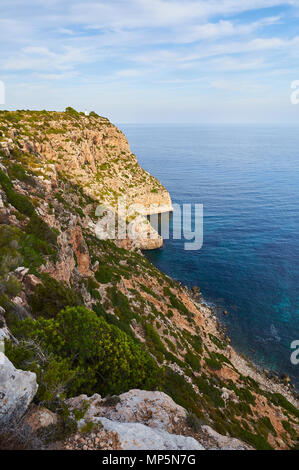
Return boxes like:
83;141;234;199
69;0;291;29
2;45;93;72
1;0;299;122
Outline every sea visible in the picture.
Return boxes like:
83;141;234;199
120;124;299;388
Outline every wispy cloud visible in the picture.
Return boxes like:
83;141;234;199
1;0;299;122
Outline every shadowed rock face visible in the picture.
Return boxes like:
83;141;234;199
0;352;38;430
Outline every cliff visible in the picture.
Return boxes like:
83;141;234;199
0;109;298;451
0;108;172;249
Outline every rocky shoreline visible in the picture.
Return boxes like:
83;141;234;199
185;285;299;403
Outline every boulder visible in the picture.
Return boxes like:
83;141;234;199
0;353;38;431
24;406;58;433
68;389;188;433
97;417;204;450
106;389;187;432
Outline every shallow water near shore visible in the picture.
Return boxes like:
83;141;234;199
120;123;299;388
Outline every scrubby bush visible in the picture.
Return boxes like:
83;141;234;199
270;393;299;418
161;367;206;421
95;265;116;283
65;107;80;117
143;321;167;362
0;168;35;216
29;274;83;318
185;350;201;372
205;357;222;371
6;306;159;401
107;286;135;322
25;214;58;247
5;188;35;217
186;411;203;432
7;163;33;184
163;286;191;317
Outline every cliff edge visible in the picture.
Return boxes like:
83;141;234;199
0;108;172;249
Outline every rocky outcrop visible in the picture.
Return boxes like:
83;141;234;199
66;390;203;450
97;418;204;450
0;353;38;431
67;390;187;433
201;426;252;450
63;389;252;450
24;406;58;433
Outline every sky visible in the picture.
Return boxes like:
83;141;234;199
1;0;299;123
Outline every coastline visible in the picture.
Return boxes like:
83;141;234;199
144;249;299;402
186;285;299;404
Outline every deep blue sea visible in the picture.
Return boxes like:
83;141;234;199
120;124;299;387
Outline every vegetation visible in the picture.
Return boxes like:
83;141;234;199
6;306;159;403
29;274;83;318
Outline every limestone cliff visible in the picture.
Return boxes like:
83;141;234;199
0;108;172;249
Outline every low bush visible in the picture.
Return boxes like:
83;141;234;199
29;274;83;318
95;265;116;283
205;357;222;371
185;350;201;372
6;306;159;402
25;214;58;247
0;169;35;216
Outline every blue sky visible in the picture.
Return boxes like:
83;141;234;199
1;0;299;123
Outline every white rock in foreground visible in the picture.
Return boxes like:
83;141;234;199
98;417;204;451
0;352;38;430
81;389;188;432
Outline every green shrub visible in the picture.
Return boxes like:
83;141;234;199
161;367;205;421
107;286;135;322
209;333;226;350
236;387;255;405
143;321;167;361
29;274;83;318
189;334;203;354
0;168;35;216
7;163;33;184
0;168;13;190
95;265;116;283
6;306;159;400
6;188;35;216
89;111;99;118
185;350;201;372
25;214;58;247
94;304;136;339
195;375;225;408
269;393;299;418
186;411;202;432
65;107;80;117
238;429;273;450
205;357;222;371
255;416;277;438
282;420;297;439
163;287;191;317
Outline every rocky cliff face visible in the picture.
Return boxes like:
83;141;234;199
0;109;298;451
0;108;172;249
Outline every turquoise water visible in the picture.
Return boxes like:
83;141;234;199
120;124;299;387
